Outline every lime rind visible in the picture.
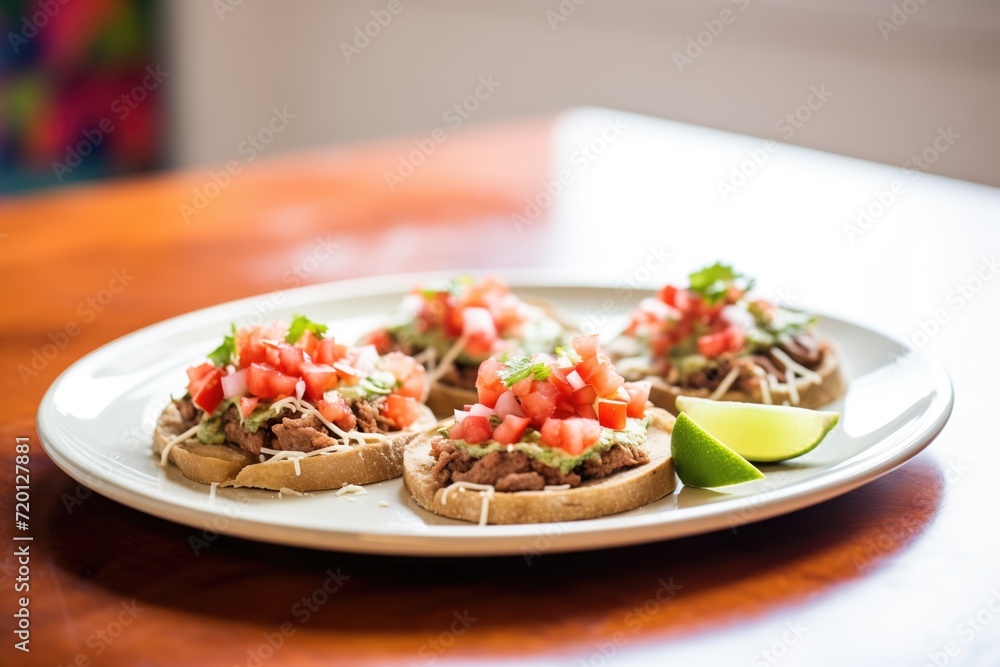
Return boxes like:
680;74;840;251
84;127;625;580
671;413;765;488
675;396;840;463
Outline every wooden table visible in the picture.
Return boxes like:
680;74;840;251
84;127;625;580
1;108;995;666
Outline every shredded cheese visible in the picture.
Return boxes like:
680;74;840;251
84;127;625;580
543;484;571;491
209;482;218;505
770;348;823;385
292;457;301;476
278;487;304;497
749;364;773;405
708;366;742;400
786;366;800;406
336;484;368;496
378;500;390;508
441;481;495;526
158;424;201;467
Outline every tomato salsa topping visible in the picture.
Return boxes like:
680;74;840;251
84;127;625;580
185;314;427;431
362;276;569;385
610;262;826;402
446;334;652;458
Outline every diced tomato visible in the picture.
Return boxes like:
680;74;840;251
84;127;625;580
571;385;597;406
378;352;427;400
519;381;561;426
246;363;298;399
697;324;746;358
579;419;603;448
598;399;628;430
540;418;562;448
493;415;530;445
547;366;575;397
510;377;534;398
456;415;492;444
275;343;306;376
566;418;602;455
623;381;651;418
553;409;575;420
475;357;506;408
576;354;625;397
238;396;259;419
575;355;605;383
293;329;321;359
186;362;216;386
540;417;604;455
314;338;348;365
448;419;466;441
560;418;584;454
571;334;601;360
673;289;699;316
658;284;678;307
317;393;357;431
361;328;394;355
300;362;338;401
188;365;225;414
462;307;498;357
383;394;423;429
575;403;597;420
235;329;267;367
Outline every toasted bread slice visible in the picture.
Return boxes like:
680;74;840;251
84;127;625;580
153;402;436;492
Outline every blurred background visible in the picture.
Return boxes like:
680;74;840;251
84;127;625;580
2;0;998;194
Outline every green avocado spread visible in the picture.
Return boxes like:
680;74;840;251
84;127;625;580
448;417;650;475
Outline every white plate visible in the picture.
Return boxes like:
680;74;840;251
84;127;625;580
37;272;953;556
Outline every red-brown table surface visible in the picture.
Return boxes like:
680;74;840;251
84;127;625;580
1;108;994;666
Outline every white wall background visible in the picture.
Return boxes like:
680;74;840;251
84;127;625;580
164;0;1000;187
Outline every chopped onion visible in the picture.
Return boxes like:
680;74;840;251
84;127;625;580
351;345;379;375
333;360;361;377
221;369;247;398
469;403;494;418
454;409;470;423
494;391;525;419
566;370;586;391
295;379;306;401
462;307;497;338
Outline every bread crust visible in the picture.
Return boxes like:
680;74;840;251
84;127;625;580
403;408;677;524
646;342;845;414
153;402;436;491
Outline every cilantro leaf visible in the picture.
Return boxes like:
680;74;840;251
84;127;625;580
497;355;551;387
207;324;236;367
688;262;753;304
285;314;328;344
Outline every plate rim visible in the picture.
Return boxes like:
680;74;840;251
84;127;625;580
36;270;955;556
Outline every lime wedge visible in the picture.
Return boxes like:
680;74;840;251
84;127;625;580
671;413;765;488
675;396;840;463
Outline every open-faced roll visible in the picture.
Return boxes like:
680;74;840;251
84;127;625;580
607;263;845;413
403;336;677;525
153;315;436;492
